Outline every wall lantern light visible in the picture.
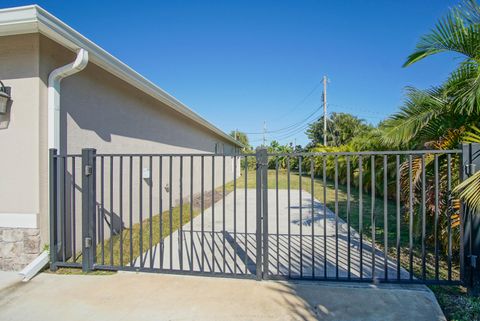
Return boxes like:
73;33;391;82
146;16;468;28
0;81;11;114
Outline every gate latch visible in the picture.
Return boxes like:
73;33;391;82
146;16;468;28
84;237;92;248
466;164;477;176
84;165;93;176
256;160;268;169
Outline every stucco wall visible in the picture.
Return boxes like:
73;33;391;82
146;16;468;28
0;34;40;217
0;34;42;269
0;33;240;270
37;36;240;257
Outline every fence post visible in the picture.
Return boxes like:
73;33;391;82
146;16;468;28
81;148;97;272
49;149;58;271
255;147;268;280
461;143;480;295
261;149;269;280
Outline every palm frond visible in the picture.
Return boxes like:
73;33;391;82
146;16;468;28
443;60;480;114
404;2;480;66
381;87;448;146
454;170;480;211
431;127;466;150
457;0;480;25
463;125;480;142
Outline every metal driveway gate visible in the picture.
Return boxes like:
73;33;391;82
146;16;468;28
49;145;480;289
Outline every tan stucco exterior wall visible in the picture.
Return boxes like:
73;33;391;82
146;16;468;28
0;34;42;269
36;36;239;248
0;33;239;270
0;34;40;218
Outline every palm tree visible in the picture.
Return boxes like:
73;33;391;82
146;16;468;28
382;0;480;211
454;126;480;210
404;0;480;116
381;87;469;148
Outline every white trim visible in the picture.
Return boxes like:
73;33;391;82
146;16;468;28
48;48;89;151
0;213;37;229
0;5;243;148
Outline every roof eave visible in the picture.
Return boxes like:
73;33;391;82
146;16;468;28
0;5;243;148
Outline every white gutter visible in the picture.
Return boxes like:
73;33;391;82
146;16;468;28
47;48;89;151
0;5;242;148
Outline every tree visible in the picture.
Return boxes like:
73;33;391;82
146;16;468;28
229;130;251;152
306;112;371;147
403;0;480;116
382;0;480;148
381;0;480;211
381;86;468;148
377;0;480;257
268;140;281;152
267;140;293;169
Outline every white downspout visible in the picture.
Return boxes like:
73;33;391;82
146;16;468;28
22;49;90;282
48;48;89;152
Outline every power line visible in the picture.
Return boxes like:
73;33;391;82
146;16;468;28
250;120;313;144
262;121;267;146
263;110;322;143
244;80;324;135
250;95;393;146
264;77;327;144
245;104;322;135
271;81;323;121
248;77;327;145
274;123;312;142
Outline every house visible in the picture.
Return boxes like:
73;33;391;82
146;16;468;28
0;5;243;270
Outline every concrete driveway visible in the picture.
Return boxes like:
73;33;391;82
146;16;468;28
0;272;445;321
137;189;409;280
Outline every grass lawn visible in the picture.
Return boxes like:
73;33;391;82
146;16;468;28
96;203;199;267
231;169;457;278
430;285;480;321
233;168;402;247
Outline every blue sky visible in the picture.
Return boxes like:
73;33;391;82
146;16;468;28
2;0;460;146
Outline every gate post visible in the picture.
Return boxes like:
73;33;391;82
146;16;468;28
49;148;58;271
461;143;480;295
81;148;97;272
255;147;268;280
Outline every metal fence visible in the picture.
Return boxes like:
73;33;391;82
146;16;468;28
49;145;480;287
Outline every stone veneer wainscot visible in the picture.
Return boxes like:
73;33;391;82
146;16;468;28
0;228;41;270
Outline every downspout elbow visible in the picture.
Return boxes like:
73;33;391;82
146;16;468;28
47;48;89;151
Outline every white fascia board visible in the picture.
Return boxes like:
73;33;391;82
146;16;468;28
0;5;38;36
0;5;243;148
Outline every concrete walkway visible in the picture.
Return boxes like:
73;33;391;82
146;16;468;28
137;189;409;280
0;272;445;321
0;271;22;291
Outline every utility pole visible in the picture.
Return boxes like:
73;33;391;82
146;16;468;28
323;75;328;146
263;121;267;147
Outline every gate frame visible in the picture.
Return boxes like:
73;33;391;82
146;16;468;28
81;148;97;272
461;143;480;295
49;148;58;271
255;147;269;280
47;145;480;290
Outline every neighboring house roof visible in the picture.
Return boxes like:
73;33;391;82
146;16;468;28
0;5;242;148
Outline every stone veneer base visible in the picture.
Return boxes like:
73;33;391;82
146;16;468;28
0;228;41;271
